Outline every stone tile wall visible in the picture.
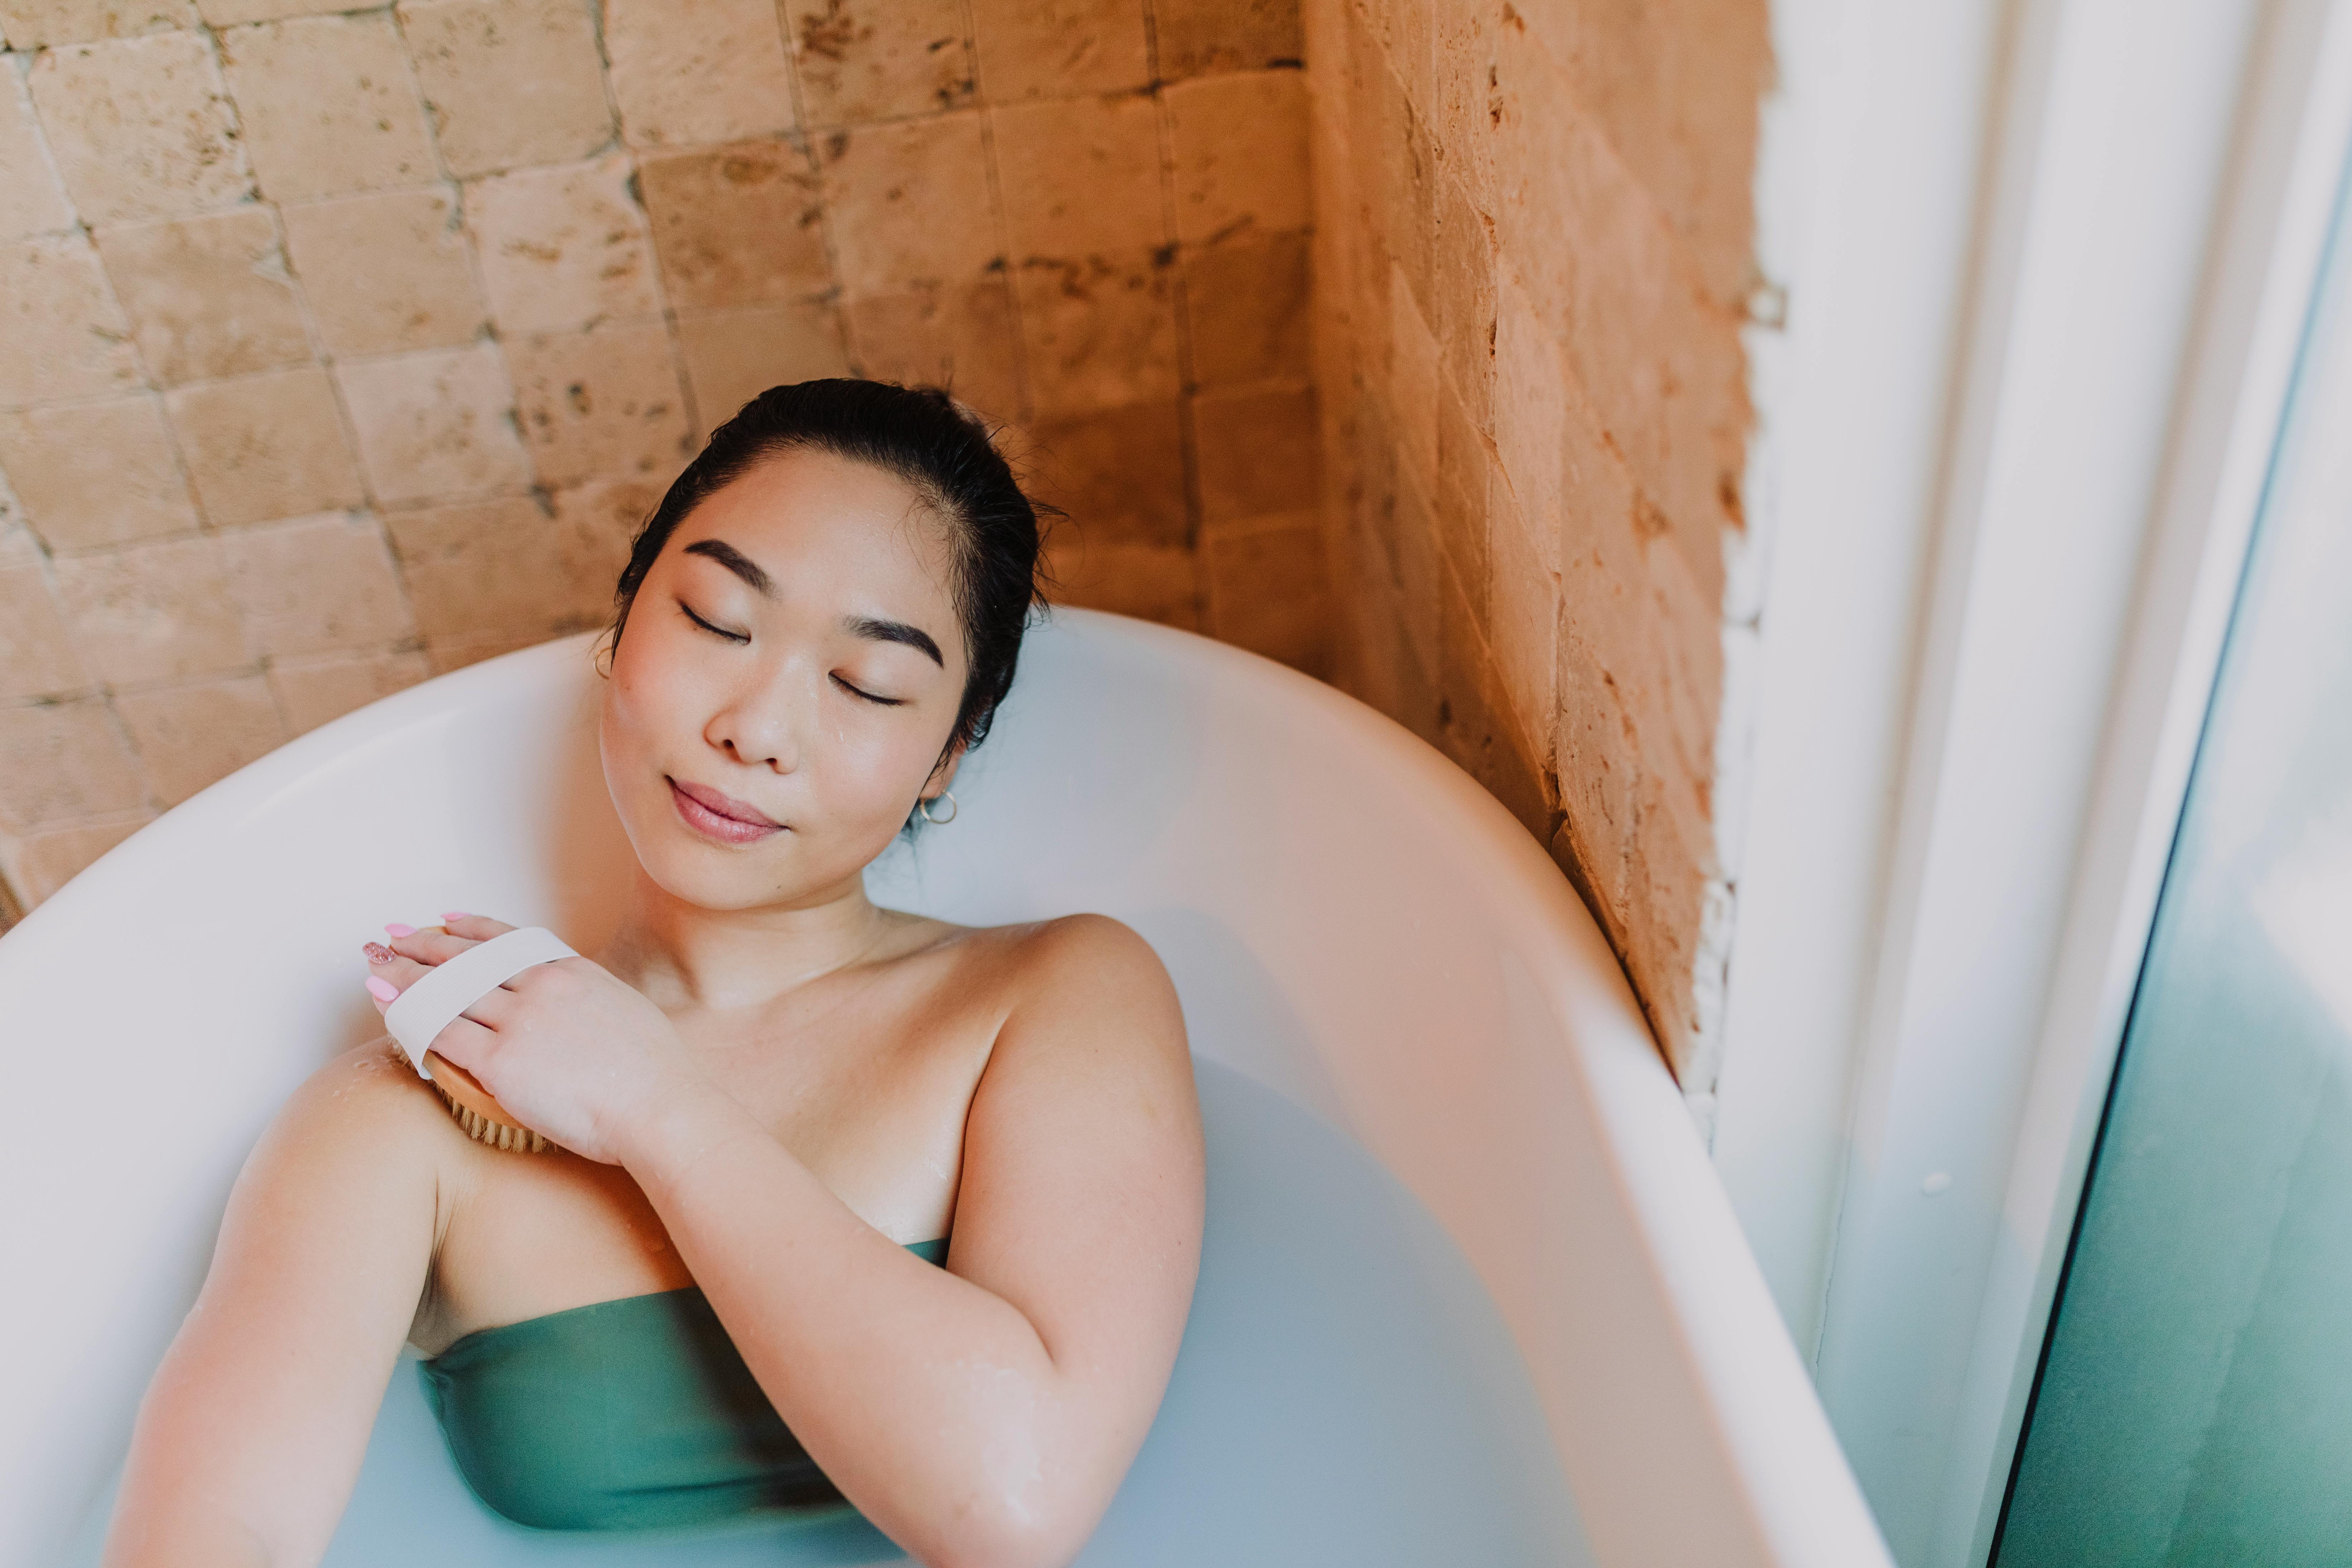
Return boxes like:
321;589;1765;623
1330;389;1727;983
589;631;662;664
1303;0;1767;1080
0;0;1321;913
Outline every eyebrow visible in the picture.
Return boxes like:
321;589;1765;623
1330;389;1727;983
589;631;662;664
683;538;774;595
848;615;944;667
683;537;943;667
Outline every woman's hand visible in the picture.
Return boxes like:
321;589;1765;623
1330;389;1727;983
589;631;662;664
362;915;712;1164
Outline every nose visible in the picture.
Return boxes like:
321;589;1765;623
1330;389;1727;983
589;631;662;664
703;660;808;773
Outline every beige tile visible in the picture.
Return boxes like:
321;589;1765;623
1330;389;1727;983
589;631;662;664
335;343;529;505
1430;0;1498;214
95;208;312;386
6;813;148;901
387;479;652;641
0;696;144;829
1040;536;1195;629
1432;169;1495;424
847;277;1022;424
1020;398;1184;548
1194;383;1316;522
26;32;248;224
0;560;90;698
1491;270;1564;539
217;15;436;203
1377;20;1435;320
552;475;659;581
0;468;32;560
52;534;243;685
399;0;612;179
268;645;430;731
1389;262;1438;494
0;0;198;47
1154;0;1302;80
1525;0;1767;311
1434;373;1489;606
218;510;412;657
1185;229;1309;390
605;0;797;150
468;153;660;337
789;0;973;125
280;187;483;357
819;112;999;293
674;302;851;439
423;626;551;671
1202;510;1323;670
992;92;1162;258
1012;247;1179;420
639;140;828;311
0;395;199;551
1166;69;1308;244
1487;485;1557;758
0;233;143;406
164;367;364;527
507;318;692;487
114;672;287;804
382;494;542;643
197;0;360;21
970;0;1147;101
0;67;74;241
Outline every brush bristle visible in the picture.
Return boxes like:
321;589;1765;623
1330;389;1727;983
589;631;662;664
430;1079;550;1153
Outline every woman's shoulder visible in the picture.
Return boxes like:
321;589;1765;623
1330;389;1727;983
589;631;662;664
880;910;1183;1059
262;1036;474;1175
986;914;1185;1050
889;909;1166;979
958;911;1171;988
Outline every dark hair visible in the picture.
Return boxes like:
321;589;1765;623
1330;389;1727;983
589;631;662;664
609;379;1054;767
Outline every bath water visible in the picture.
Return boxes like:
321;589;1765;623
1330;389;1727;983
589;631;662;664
75;1061;1592;1566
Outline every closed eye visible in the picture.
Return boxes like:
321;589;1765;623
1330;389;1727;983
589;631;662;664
678;600;748;644
832;674;904;707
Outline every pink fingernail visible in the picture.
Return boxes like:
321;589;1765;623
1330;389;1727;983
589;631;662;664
442;911;472;922
363;942;393;963
384;923;416;938
365;977;399;1002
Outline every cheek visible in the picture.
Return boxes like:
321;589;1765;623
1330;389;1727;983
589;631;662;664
599;629;690;797
810;718;940;826
606;624;694;737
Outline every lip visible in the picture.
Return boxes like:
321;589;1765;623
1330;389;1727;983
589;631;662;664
667;777;784;845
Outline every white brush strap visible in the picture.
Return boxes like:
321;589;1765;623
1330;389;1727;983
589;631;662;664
383;926;577;1077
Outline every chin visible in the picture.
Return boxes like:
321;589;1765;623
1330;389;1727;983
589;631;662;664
630;819;797;910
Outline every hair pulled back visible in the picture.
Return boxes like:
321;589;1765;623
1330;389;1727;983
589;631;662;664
610;379;1053;763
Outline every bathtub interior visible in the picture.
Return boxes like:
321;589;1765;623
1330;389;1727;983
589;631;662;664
0;610;1887;1567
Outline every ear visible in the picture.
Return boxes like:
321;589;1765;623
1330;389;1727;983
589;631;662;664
922;740;966;799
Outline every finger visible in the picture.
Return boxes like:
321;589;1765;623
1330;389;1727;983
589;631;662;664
458;982;520;1029
441;912;518;941
385;926;483;967
361;944;432;1012
428;1014;498;1071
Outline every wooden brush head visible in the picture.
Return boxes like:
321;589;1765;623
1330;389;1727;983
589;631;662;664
423;1051;554;1153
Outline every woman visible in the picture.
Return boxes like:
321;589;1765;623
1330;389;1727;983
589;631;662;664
102;381;1206;1568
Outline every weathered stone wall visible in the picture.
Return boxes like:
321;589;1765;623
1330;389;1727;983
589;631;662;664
0;0;1321;912
1303;0;1766;1079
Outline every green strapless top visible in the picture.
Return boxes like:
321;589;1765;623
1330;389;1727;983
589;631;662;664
418;1238;949;1531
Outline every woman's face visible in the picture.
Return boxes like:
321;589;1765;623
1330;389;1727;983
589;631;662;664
599;446;971;912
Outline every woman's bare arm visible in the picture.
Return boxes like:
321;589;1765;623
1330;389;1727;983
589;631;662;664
362;909;1203;1568
616;915;1202;1568
102;1044;444;1568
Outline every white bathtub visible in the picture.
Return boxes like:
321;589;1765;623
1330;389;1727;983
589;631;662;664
0;610;1889;1567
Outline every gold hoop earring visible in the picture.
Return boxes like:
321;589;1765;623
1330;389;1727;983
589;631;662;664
918;790;958;826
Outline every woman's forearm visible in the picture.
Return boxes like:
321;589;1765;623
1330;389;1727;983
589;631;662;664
618;1086;1089;1568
